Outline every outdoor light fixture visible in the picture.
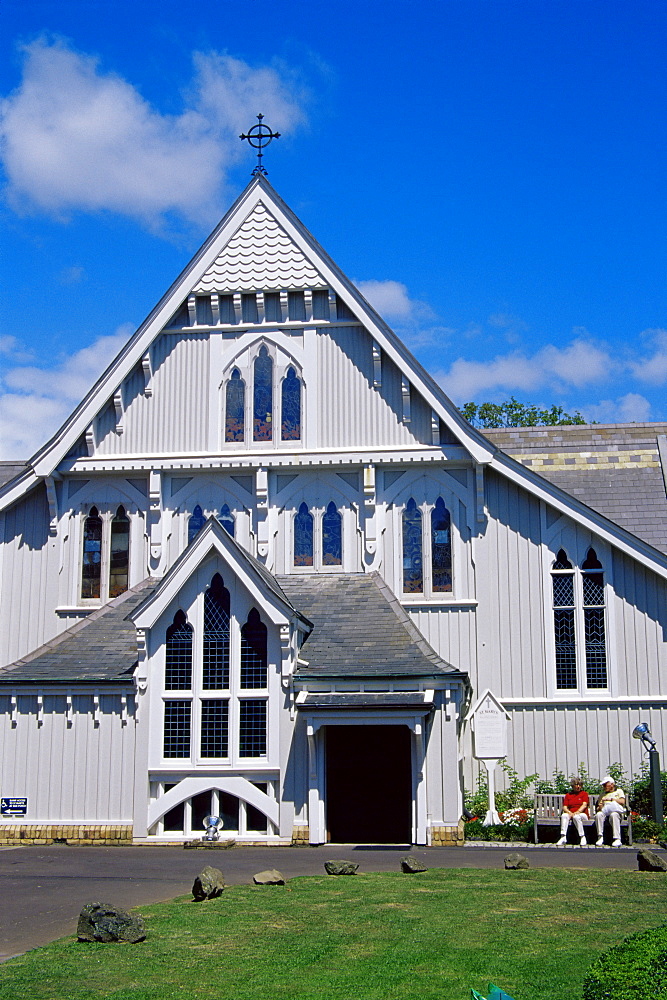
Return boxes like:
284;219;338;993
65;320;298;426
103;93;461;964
632;722;657;749
203;814;223;842
631;722;663;828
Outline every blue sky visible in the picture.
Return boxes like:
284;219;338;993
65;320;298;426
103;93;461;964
1;0;666;458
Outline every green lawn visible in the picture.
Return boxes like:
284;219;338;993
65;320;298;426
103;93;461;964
1;868;665;1000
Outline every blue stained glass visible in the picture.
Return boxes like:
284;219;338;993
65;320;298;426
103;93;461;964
225;369;245;442
281;366;301;440
81;506;102;599
218;503;235;537
253;346;273;441
294;502;313;567
402;498;423;593
322;501;342;566
188;504;206;544
431;497;452;592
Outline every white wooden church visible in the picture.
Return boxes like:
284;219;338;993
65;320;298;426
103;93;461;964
1;173;666;846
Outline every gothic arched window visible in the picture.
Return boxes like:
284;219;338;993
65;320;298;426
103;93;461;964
253;346;273;441
109;506;130;598
219;504;235;538
241;608;268;689
225;368;245;442
81;506;103;599
188;504;206;544
165;610;193;690
402;498;423;593
322;501;342;566
552;549;576;690
551;547;607;691
581;548;607;689
294;502;314;567
281;366;301;441
203;574;230;690
431;498;452;593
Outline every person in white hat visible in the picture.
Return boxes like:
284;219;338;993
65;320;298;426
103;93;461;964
595;776;626;847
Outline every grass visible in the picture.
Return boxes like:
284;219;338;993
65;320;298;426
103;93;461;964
0;868;666;999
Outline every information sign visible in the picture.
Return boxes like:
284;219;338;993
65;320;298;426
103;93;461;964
472;692;508;759
1;797;27;817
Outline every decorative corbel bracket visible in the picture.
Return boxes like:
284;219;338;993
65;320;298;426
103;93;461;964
401;378;411;424
327;289;337;321
114;390;124;434
475;464;486;523
233;293;243;325
279;290;289;322
431;410;440;446
141;352;153;397
187;295;197;326
255;291;265;324
44;475;60;537
85;425;95;457
372;341;382;388
303;289;313;322
148;470;163;569
363;464;377;557
210;293;220;325
280;624;292;686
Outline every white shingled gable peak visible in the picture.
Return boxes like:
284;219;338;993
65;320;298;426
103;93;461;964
193;201;325;293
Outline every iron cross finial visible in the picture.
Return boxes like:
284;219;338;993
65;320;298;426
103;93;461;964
239;114;281;177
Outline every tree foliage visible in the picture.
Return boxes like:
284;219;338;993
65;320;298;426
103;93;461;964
461;396;587;429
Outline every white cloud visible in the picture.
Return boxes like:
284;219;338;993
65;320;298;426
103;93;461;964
437;337;615;401
355;278;451;349
585;393;652;424
628;329;667;386
0;38;309;229
0;325;131;459
356;280;415;319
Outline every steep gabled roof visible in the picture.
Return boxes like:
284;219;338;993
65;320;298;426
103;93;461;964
277;572;467;680
2;177;667;584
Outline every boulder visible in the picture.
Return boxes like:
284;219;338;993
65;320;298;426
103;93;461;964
253;869;285;885
637;848;667;872
77;902;146;943
504;852;530;870
324;861;359;876
192;865;226;900
400;855;428;873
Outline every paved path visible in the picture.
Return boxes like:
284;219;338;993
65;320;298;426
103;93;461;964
0;842;657;961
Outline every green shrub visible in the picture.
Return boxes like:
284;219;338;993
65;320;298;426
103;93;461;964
631;817;663;842
582;924;667;999
629;761;667;815
464;819;533;842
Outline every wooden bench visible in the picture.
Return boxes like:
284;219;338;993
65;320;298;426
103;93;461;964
533;793;633;844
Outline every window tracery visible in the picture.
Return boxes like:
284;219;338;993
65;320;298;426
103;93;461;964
221;343;303;448
401;497;452;597
293;501;343;570
81;504;131;602
551;547;607;690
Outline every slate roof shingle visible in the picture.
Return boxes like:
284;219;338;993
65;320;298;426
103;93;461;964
0;580;158;684
484;423;667;555
276;572;465;679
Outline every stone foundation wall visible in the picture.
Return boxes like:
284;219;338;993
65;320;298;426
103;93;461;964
0;825;133;845
430;822;465;846
291;825;310;845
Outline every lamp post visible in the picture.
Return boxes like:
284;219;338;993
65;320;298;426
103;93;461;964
632;723;664;828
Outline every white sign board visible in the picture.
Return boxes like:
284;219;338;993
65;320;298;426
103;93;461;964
471;691;508;759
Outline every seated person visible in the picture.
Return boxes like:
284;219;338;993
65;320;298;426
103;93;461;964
595;776;626;847
557;777;589;846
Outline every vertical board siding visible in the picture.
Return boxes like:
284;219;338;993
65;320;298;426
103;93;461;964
612;551;667;697
317;328;432;449
96;334;210;455
476;472;547;700
406;607;477;675
0;695;136;822
1;486;62;665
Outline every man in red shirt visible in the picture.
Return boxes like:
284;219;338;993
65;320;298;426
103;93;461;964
557;777;589;846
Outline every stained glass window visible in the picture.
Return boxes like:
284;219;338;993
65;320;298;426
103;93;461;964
582;549;607;688
165;610;193;690
81;507;103;599
281;367;301;440
253;346;273;441
218;504;235;538
108;506;130;598
431;498;452;592
225;368;245;442
402;498;423;593
322;501;342;566
203;574;230;689
188;504;206;544
241;608;268;688
294;502;314;567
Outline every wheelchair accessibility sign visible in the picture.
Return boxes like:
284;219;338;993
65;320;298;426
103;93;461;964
1;797;27;817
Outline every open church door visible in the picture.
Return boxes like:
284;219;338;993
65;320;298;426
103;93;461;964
325;725;412;843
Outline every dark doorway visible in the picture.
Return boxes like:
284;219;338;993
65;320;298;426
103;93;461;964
325;725;412;843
